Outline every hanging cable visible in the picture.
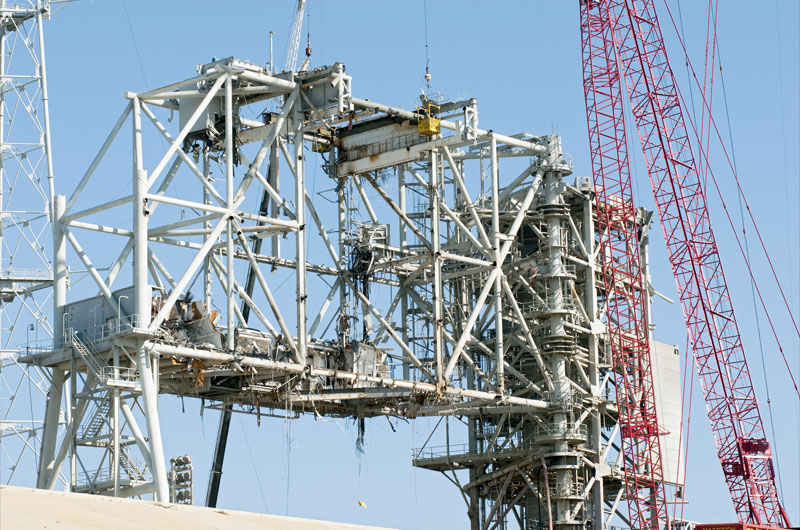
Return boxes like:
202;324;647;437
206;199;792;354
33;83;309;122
662;0;800;346
672;334;691;523
238;415;270;512
718;44;786;501
699;0;719;191
772;0;797;338
676;0;700;136
423;0;431;88
305;0;311;60
121;0;148;89
674;74;800;399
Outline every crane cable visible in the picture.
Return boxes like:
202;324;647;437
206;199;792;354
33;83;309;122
699;0;719;192
772;0;796;323
423;0;431;87
672;1;787;516
718;40;787;504
305;0;311;60
660;1;800;399
671;47;800;401
661;1;800;341
698;0;787;498
675;334;696;525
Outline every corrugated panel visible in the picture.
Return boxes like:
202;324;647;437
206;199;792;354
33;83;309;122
651;340;684;486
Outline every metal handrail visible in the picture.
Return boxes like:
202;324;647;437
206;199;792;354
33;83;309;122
0;268;53;280
413;438;548;461
64;314;140;344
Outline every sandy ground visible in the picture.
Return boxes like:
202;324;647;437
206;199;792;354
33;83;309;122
0;485;400;530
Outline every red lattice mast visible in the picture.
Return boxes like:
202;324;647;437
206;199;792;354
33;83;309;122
583;0;789;525
581;1;668;528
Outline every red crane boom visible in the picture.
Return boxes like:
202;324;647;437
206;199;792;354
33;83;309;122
580;0;790;526
580;1;668;528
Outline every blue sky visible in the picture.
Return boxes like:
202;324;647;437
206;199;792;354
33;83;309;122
36;0;799;527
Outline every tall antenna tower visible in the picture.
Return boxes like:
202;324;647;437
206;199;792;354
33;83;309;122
0;0;59;486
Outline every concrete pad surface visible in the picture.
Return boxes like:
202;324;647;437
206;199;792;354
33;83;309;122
0;485;401;530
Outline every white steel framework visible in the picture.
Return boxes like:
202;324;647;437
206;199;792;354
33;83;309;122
0;0;66;488
25;57;682;528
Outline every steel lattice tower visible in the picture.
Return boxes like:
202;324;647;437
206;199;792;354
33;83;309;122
0;0;60;487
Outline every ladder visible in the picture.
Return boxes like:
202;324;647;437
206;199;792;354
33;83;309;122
68;329;106;381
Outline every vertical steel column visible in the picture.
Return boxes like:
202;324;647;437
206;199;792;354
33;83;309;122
489;134;504;392
544;139;571;524
583;190;605;528
37;193;67;488
132;96;149;331
203;145;211;310
53;194;67;345
269;146;280;259
0;22;5;314
112;347;120;496
35;1;55;218
294;88;307;359
132;96;168;501
398;164;410;381
225;74;235;351
65;373;74;491
429;151;444;384
36;370;63;488
337;176;347;327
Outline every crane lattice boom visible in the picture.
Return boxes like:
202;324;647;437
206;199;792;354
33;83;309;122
581;1;668;528
283;0;306;72
580;0;790;525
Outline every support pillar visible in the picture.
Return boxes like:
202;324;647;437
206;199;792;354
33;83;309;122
429;151;444;385
224;74;235;351
398;164;410;381
36;368;64;488
294;90;307;359
132;96;168;501
489;134;504;393
37;194;68;488
584;188;606;528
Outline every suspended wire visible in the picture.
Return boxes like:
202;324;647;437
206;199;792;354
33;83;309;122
718;41;786;502
120;0;149;89
699;0;719;191
238;415;270;512
674;74;800;399
305;0;311;60
772;0;798;334
422;0;431;88
676;1;700;135
661;2;800;387
319;0;324;65
674;334;695;524
284;389;292;516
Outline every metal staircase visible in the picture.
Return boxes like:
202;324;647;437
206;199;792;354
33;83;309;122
67;329;106;381
80;397;110;441
120;446;147;482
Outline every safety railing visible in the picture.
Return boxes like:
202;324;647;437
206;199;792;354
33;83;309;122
99;366;141;391
70;314;141;344
532;422;588;441
413;438;545;461
66;329;106;381
0;268;53;281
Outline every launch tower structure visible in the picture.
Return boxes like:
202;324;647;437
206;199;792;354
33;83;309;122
0;0;63;487
26;57;683;528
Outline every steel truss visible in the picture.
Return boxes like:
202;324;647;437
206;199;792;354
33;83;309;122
0;0;63;488
580;0;788;525
24;56;681;528
580;1;667;528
